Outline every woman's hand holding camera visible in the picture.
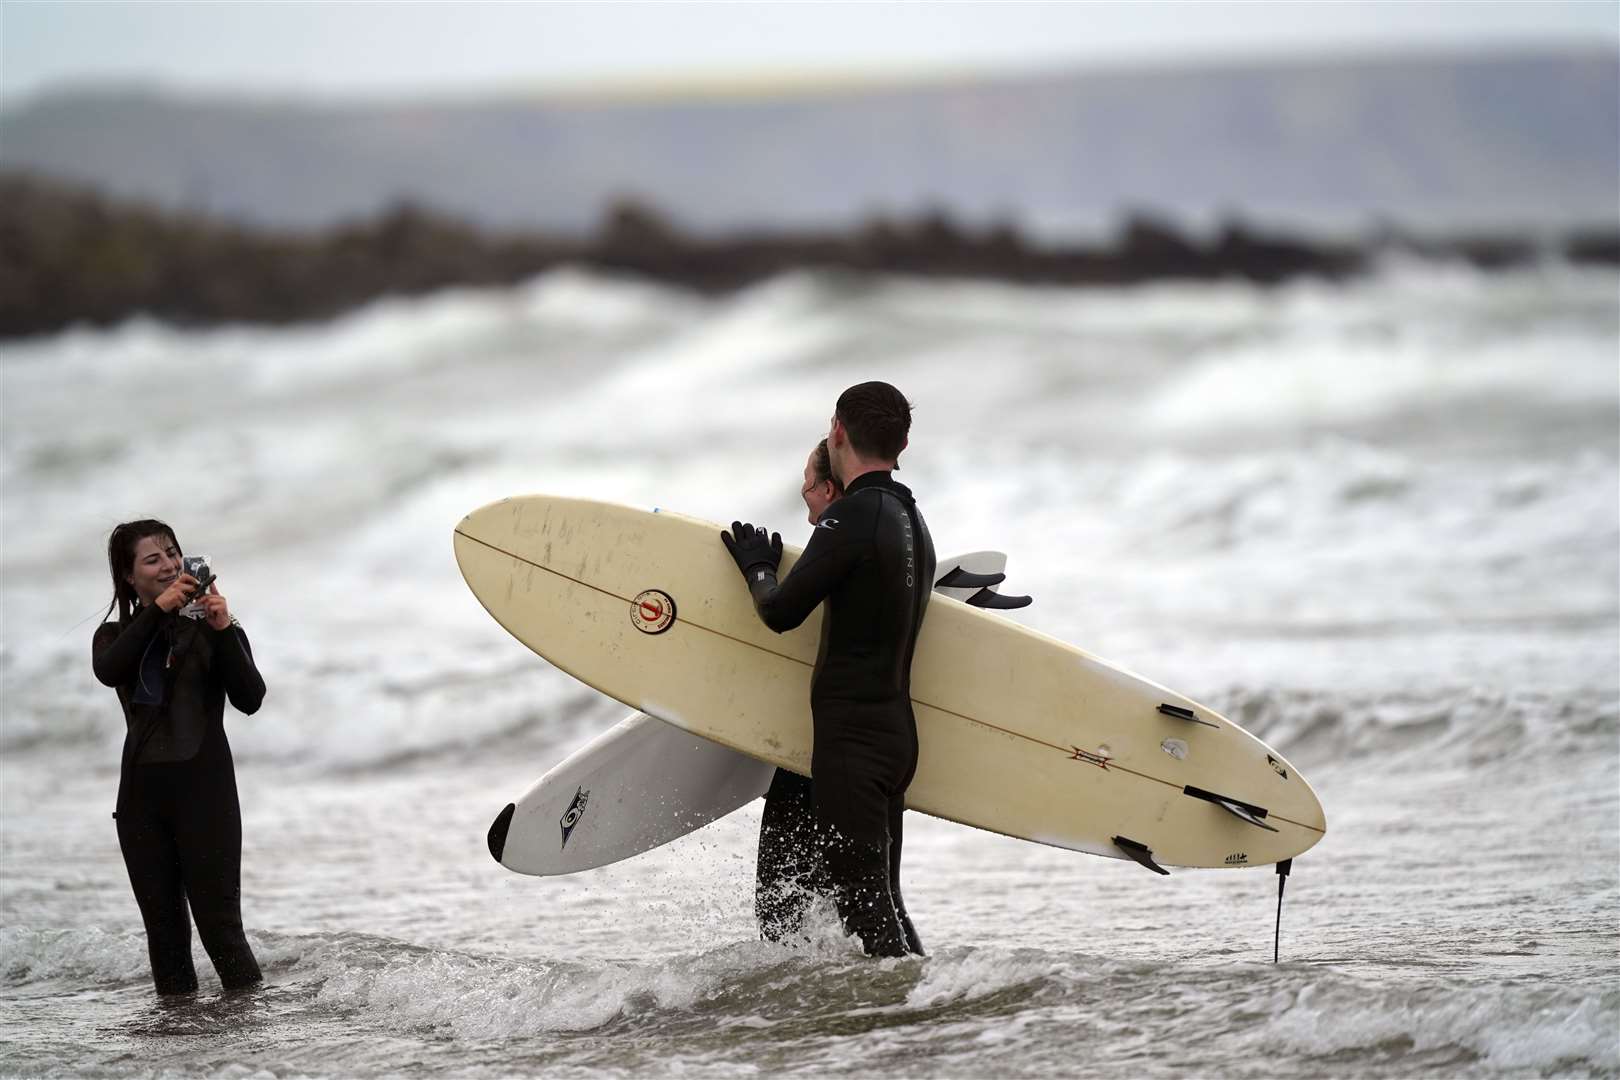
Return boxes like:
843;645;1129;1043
153;576;231;629
201;582;232;631
155;574;202;614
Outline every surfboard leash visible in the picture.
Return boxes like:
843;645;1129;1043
1273;857;1293;963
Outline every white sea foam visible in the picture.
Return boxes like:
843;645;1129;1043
304;934;864;1039
0;926;153;987
1253;977;1620;1072
903;947;1072;1009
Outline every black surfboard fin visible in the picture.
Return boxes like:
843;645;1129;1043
1112;835;1170;875
967;587;1033;610
1158;702;1219;728
935;566;1006;590
488;803;515;863
1183;785;1279;832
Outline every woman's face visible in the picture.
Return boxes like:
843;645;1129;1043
801;449;839;524
125;533;181;605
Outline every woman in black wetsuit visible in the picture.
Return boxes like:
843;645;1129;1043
754;440;842;940
92;519;266;995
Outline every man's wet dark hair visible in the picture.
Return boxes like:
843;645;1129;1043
835;382;913;464
811;439;845;493
104;519;180;624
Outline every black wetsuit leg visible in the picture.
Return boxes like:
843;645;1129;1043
758;760;922;954
811;703;915;958
117;726;261;993
887;794;924;956
755;768;823;940
176;729;260;989
116;767;198;995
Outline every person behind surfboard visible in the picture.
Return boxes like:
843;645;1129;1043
754;439;839;940
724;382;936;958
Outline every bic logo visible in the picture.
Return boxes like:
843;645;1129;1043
559;787;591;849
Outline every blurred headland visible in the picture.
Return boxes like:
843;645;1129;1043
1;48;1614;239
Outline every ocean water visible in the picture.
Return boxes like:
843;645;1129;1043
2;262;1616;1078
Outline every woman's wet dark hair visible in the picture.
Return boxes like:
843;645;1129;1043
104;519;180;624
811;439;845;494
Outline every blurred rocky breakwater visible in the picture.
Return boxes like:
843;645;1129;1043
2;172;1616;339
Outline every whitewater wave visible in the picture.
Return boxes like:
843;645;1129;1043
7;925;1613;1076
1;925;153;988
1211;686;1620;772
1245;975;1620;1075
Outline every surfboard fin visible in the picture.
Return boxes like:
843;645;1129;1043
935;566;1006;590
967;587;1033;610
1158;702;1219;728
1183;785;1280;832
488;803;516;864
1112;835;1170;875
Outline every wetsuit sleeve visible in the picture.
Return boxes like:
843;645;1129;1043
91;605;166;688
746;524;861;633
214;623;266;716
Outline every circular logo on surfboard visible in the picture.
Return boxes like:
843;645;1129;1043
630;589;677;634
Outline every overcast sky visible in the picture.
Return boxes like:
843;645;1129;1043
2;1;1615;105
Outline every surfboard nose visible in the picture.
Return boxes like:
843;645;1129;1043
488;803;516;864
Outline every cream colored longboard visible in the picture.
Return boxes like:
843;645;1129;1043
456;496;1325;870
492;552;1016;876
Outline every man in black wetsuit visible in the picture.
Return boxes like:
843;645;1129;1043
723;381;936;957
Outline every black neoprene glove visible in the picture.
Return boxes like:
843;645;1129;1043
722;521;783;577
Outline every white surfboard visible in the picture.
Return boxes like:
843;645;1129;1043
456;495;1326;871
491;551;1019;876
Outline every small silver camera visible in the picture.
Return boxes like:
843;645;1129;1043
182;555;213;589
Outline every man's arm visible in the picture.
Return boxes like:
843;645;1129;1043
740;523;861;634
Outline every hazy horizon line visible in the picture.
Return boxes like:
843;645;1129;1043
4;38;1614;113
